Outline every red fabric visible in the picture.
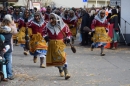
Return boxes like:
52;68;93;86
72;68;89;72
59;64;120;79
91;19;108;30
45;13;49;22
68;19;78;27
18;18;32;29
62;18;69;24
28;21;46;36
43;24;72;40
108;24;114;38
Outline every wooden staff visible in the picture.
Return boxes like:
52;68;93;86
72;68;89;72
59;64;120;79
58;26;76;53
24;19;30;50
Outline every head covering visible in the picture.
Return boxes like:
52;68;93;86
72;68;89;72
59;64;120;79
4;14;13;22
0;34;5;42
95;10;106;23
46;13;65;35
61;9;69;20
21;9;33;22
33;12;45;26
69;10;77;21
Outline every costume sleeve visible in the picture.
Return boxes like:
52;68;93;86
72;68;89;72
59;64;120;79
64;24;72;39
73;19;78;27
28;21;33;28
91;19;96;31
42;26;48;37
18;19;22;30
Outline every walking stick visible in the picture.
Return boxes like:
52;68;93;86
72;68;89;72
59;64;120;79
58;26;76;53
24;19;30;50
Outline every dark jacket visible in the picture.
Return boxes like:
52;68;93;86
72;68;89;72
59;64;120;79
0;26;12;53
110;15;119;29
80;12;90;32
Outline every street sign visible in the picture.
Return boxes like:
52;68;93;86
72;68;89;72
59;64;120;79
110;0;121;6
83;0;88;2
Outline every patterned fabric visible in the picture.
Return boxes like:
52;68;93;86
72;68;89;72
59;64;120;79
17;27;32;44
46;40;66;67
92;27;111;43
29;33;47;53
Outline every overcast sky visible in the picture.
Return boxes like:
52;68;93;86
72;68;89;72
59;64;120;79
53;0;87;8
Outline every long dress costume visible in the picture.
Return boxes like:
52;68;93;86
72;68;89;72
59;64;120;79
68;15;78;37
17;17;33;47
43;13;71;66
28;19;47;57
91;12;111;48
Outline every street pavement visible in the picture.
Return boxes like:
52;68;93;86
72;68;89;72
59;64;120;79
1;39;130;86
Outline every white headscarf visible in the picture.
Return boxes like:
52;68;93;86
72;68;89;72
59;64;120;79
69;10;77;22
94;10;106;23
46;13;65;35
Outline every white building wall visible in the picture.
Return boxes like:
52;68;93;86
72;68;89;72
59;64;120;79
52;0;109;8
121;0;130;43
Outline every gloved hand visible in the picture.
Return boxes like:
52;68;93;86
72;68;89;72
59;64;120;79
44;36;49;42
115;29;119;32
69;26;74;29
92;31;95;34
64;38;70;43
66;38;70;43
106;29;108;32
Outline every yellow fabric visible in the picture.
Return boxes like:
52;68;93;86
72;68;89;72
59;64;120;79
17;27;32;44
68;24;77;36
77;18;82;27
46;40;66;66
92;27;111;43
29;33;48;53
110;14;118;19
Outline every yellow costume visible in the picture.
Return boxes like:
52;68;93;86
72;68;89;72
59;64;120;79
17;27;32;44
29;33;47;53
92;27;111;43
68;24;77;37
46;40;66;66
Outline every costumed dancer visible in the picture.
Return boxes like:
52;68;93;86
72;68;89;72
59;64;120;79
43;13;71;80
76;8;82;28
91;10;111;56
17;9;33;55
61;9;69;24
75;9;82;43
12;8;21;46
28;12;47;68
44;6;52;22
109;9;119;50
68;10;78;44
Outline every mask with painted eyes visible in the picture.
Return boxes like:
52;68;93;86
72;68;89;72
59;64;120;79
34;15;40;22
100;12;105;18
50;15;56;26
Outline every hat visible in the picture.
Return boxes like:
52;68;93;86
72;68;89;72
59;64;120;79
0;34;5;41
4;14;13;22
